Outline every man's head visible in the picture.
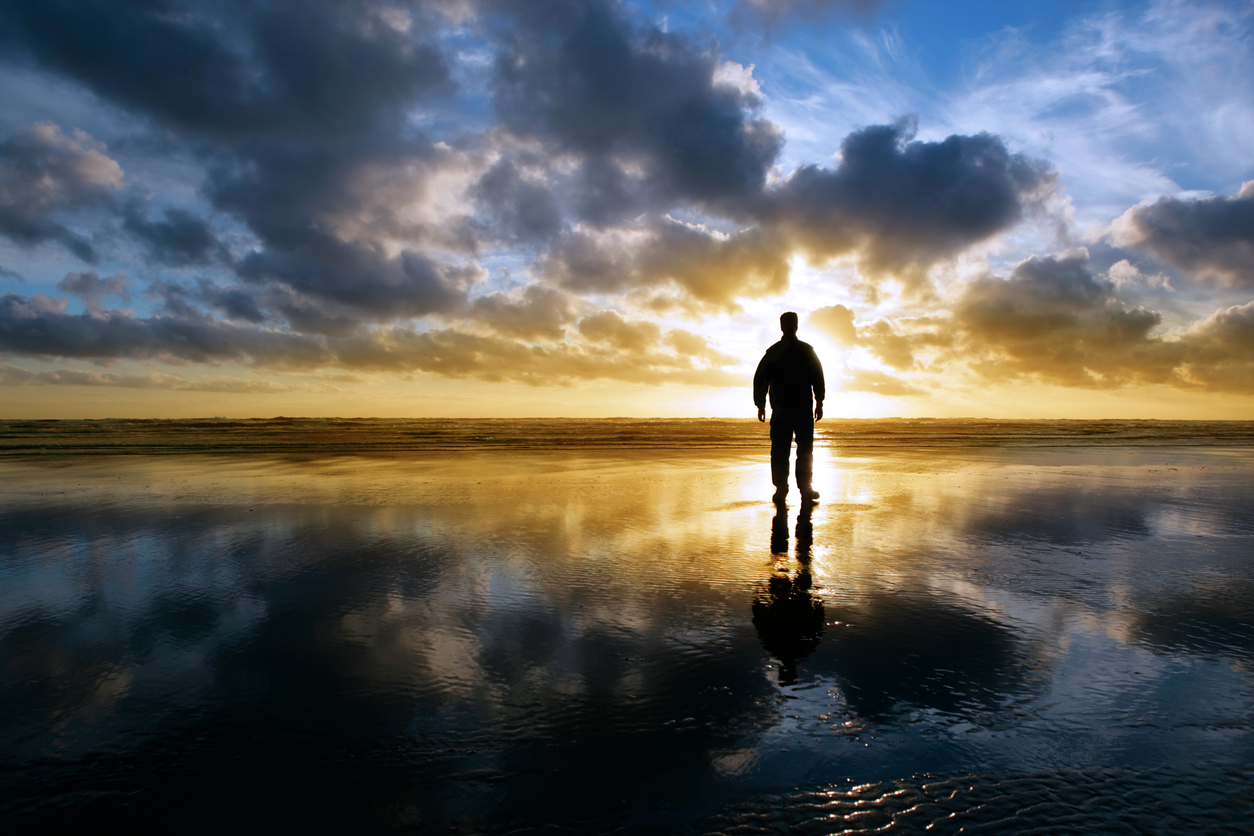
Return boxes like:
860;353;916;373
780;311;798;335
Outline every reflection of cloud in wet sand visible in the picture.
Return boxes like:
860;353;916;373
2;448;1252;832
0;496;783;826
809;587;1040;719
962;485;1154;544
1125;584;1254;663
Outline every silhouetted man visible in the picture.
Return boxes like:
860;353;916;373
754;312;824;502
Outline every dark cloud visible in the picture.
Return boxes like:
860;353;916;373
0;291;742;387
1112;182;1254;288
474;159;563;243
205;134;485;319
0;122;123;262
56;269;129;313
150;278;267;325
150;278;365;337
195;282;270;325
1;0;476;322
122;201;221;266
233;233;479;319
0;363;301;393
492;0;782;219
0;0;450;141
768;121;1055;292
534;118;1053;310
0;292;330;367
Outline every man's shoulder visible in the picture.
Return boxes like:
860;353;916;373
792;339;819;358
761;339;788;360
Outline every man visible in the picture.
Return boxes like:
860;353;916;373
753;311;825;503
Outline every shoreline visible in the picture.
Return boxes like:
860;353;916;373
2;417;1254;458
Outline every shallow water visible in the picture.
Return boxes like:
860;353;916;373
1;446;1252;833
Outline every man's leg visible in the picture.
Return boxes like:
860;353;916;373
769;414;793;494
794;417;815;494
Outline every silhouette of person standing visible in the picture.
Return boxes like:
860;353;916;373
754;312;824;502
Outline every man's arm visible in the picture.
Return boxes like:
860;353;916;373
810;346;825;422
753;351;773;422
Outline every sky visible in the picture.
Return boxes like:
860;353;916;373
0;0;1251;419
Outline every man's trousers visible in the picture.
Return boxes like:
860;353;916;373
769;409;814;491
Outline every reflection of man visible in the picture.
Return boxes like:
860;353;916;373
753;312;825;502
755;502;824;685
752;568;824;685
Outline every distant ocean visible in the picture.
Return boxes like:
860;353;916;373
2;417;1253;456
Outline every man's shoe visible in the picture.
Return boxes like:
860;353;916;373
801;487;820;502
772;487;788;503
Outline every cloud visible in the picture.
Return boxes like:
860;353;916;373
540;215;790;311
0;292;330;367
333;325;744;386
467;284;576;340
2;0;478;322
1110;182;1254;288
839;368;925;397
809;305;857;345
0;363;301;394
0;0;1059;339
1177;301;1254;393
0;122;122;261
0;0;450;141
8;0;1238;408
954;251;1183;388
810;250;1254;395
473;158;563;243
854;318;917;371
767;120;1055;293
578;310;662;353
233;234;481;320
492;0;782;218
122;201;221;267
811;305;949;372
0;291;742;387
56;269;129;313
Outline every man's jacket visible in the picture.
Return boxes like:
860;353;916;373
753;336;825;414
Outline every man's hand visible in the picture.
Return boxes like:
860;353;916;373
757;406;766;423
815;401;823;421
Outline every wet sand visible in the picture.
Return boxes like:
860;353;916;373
2;446;1252;833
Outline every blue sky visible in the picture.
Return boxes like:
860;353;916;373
1;0;1251;418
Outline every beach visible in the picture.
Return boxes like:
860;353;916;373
1;421;1252;833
